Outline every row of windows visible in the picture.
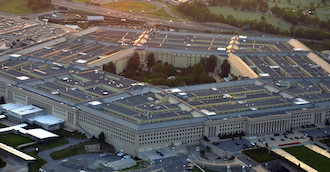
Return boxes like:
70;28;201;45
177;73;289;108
139;135;202;145
78;114;135;142
139;127;203;138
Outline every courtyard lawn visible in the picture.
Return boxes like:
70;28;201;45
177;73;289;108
0;133;33;147
283;145;330;172
208;6;293;31
102;1;157;13
50;143;86;160
243;147;279;162
24;151;46;172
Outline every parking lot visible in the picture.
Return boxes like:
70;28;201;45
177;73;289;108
248;131;310;147
300;127;330;139
214;138;252;153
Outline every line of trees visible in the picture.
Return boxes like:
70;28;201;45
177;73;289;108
210;0;269;13
121;52;217;87
270;5;330;30
176;2;330;41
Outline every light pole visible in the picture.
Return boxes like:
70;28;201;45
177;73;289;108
160;159;162;169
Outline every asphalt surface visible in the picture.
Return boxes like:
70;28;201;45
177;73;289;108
38;137;89;172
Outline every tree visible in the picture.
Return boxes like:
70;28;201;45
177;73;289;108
230;0;241;7
152;63;165;74
220;60;231;78
98;132;105;143
0;96;5;104
147;52;155;68
192;62;206;76
204;55;218;72
102;61;116;74
321;39;330;50
127;52;140;70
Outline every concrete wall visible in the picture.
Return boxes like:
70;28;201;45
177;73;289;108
87;47;136;74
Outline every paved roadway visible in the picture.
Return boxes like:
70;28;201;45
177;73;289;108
38;137;89;172
51;0;239;33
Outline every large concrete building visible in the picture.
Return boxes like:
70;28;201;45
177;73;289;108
0;26;329;157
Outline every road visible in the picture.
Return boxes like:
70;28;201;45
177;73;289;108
38;137;89;172
51;0;239;33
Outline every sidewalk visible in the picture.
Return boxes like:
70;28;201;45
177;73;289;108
272;148;317;172
305;144;330;159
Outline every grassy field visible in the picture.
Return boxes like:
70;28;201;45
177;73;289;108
102;1;157;13
0;133;33;147
169;6;194;21
267;0;330;21
146;8;175;20
267;0;328;10
316;7;330;21
0;0;30;14
50;143;86;160
0;0;50;14
24;150;46;172
283;145;330;172
208;6;293;31
243;147;279;162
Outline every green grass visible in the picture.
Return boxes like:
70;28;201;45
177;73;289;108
27;137;69;152
53;129;86;139
316;7;330;21
24;151;46;172
169;6;194;21
0;0;30;14
0;133;33;147
243;147;280;162
0;123;7;128
146;8;175;20
283;145;330;172
102;1;157;13
208;6;294;31
0;0;50;14
267;0;328;10
50;143;86;160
